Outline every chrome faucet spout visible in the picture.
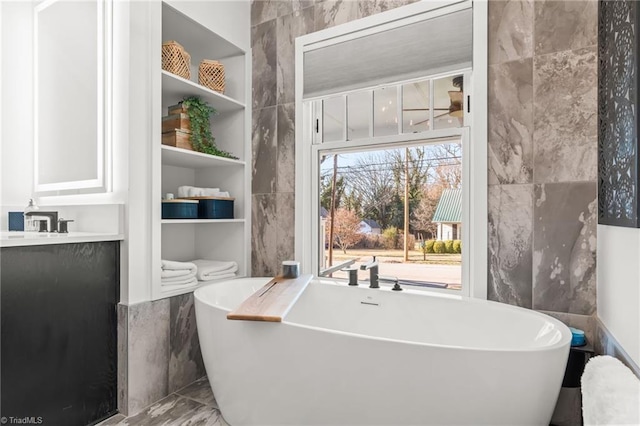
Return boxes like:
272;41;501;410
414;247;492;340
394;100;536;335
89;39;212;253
25;211;59;232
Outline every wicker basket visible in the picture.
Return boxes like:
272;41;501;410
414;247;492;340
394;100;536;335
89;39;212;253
199;60;225;93
162;41;191;80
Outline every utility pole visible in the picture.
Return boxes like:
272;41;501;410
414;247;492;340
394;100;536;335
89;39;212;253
404;147;410;262
328;154;338;268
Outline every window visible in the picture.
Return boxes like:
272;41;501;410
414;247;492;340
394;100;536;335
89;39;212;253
295;0;487;299
310;74;468;293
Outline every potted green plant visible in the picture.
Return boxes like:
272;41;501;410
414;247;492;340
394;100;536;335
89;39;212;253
181;96;238;159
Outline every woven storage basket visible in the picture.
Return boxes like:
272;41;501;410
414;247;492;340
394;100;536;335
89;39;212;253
162;41;191;80
199;60;225;93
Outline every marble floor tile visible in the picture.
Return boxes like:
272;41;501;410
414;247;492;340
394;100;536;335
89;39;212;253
97;414;126;425
175;377;218;408
488;0;534;65
119;394;223;426
533;182;597;315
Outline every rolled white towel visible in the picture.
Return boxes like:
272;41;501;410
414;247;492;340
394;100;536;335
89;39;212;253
161;277;198;290
201;187;222;197
177;186;194;198
192;259;238;281
581;355;640;425
162;259;197;272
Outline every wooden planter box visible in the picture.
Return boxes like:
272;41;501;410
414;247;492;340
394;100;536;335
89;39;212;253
162;129;192;151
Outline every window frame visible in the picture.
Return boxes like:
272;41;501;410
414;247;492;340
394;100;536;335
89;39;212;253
295;0;487;299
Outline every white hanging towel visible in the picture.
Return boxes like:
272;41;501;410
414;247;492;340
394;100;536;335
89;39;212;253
192;259;238;281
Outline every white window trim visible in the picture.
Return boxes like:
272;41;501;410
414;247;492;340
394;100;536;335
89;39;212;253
295;0;487;299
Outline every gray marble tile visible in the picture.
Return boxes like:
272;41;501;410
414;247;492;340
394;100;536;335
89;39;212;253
276;192;296;262
534;0;597;56
488;58;533;184
120;394;222;426
252;19;277;110
277;0;314;18
533;182;597;315
252;194;279;276
127;299;170;415
117;304;129;415
533;46;597;183
169;293;205;394
357;0;417;18
251;0;278;27
277;103;296;193
96;414;126;426
314;0;358;31
488;0;533;64
252;106;277;194
540;311;596;347
277;6;314;104
176;376;218;408
488;184;533;308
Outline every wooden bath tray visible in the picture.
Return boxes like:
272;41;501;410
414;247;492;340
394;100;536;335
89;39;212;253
227;274;313;322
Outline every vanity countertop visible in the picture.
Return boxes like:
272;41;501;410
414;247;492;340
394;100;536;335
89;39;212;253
0;231;124;248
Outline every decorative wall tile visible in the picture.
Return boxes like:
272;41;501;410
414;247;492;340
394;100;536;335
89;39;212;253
169;293;205;394
117;304;129;415
252;194;279;276
277;103;296;193
251;0;278;27
314;0;358;31
488;185;533;308
488;0;534;64
276;192;296;262
277;6;315;104
533;182;597;315
252;106;277;194
358;0;416;18
252;19;277;110
488;58;533;184
534;0;597;56
277;0;314;19
533;46;597;183
127;299;170;415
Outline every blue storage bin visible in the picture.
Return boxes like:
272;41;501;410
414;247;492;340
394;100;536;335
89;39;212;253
162;200;198;219
197;197;234;219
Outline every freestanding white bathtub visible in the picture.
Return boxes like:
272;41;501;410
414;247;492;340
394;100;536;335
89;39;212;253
194;278;571;426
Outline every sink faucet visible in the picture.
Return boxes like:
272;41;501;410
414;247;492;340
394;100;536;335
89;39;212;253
360;256;379;288
24;211;58;232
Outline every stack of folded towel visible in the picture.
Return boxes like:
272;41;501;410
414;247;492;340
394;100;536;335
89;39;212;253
192;259;238;282
161;260;198;290
178;186;230;198
161;259;238;291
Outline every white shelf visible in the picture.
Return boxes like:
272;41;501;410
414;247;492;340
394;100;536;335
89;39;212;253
161;145;245;168
162;2;244;60
162;219;245;224
161;70;245;113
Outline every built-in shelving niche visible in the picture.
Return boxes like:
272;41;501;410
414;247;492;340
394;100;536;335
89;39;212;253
152;2;251;300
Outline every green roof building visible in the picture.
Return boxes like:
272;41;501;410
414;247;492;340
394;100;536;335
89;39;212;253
432;188;462;240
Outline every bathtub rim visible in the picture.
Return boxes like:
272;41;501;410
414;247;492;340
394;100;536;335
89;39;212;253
194;277;572;354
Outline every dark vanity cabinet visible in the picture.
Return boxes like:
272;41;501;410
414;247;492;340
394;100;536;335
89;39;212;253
1;241;119;426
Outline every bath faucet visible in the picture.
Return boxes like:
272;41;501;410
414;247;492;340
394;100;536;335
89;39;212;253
25;211;58;232
360;256;379;288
